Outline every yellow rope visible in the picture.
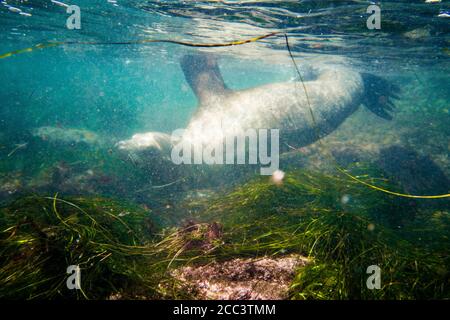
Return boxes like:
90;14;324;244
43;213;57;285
0;42;63;59
0;32;279;60
336;167;449;199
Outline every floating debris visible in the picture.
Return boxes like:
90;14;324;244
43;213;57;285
270;169;285;185
7;142;27;157
50;0;70;8
7;6;21;13
403;26;432;40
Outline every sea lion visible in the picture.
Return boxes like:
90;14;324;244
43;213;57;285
117;54;398;173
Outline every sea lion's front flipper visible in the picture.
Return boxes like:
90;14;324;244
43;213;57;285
180;54;231;106
361;73;400;120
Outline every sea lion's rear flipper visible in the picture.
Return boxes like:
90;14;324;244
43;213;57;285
361;73;400;120
180;54;231;105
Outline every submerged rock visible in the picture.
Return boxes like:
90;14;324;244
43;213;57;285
377;145;450;196
177;220;224;252
0;173;23;201
403;26;432;40
32;126;103;146
21;159;136;202
172;254;309;300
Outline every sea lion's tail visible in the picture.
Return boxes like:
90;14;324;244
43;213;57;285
180;54;231;105
361;73;400;120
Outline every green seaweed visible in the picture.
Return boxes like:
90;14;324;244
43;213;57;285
0;195;163;299
0;168;448;300
169;168;449;299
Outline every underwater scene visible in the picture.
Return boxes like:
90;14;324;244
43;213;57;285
0;0;449;301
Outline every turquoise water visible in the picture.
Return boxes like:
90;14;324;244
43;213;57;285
0;0;449;200
0;0;449;301
0;1;449;203
1;1;448;133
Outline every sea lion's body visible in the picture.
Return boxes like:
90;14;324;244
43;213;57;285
117;54;396;168
181;62;363;152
